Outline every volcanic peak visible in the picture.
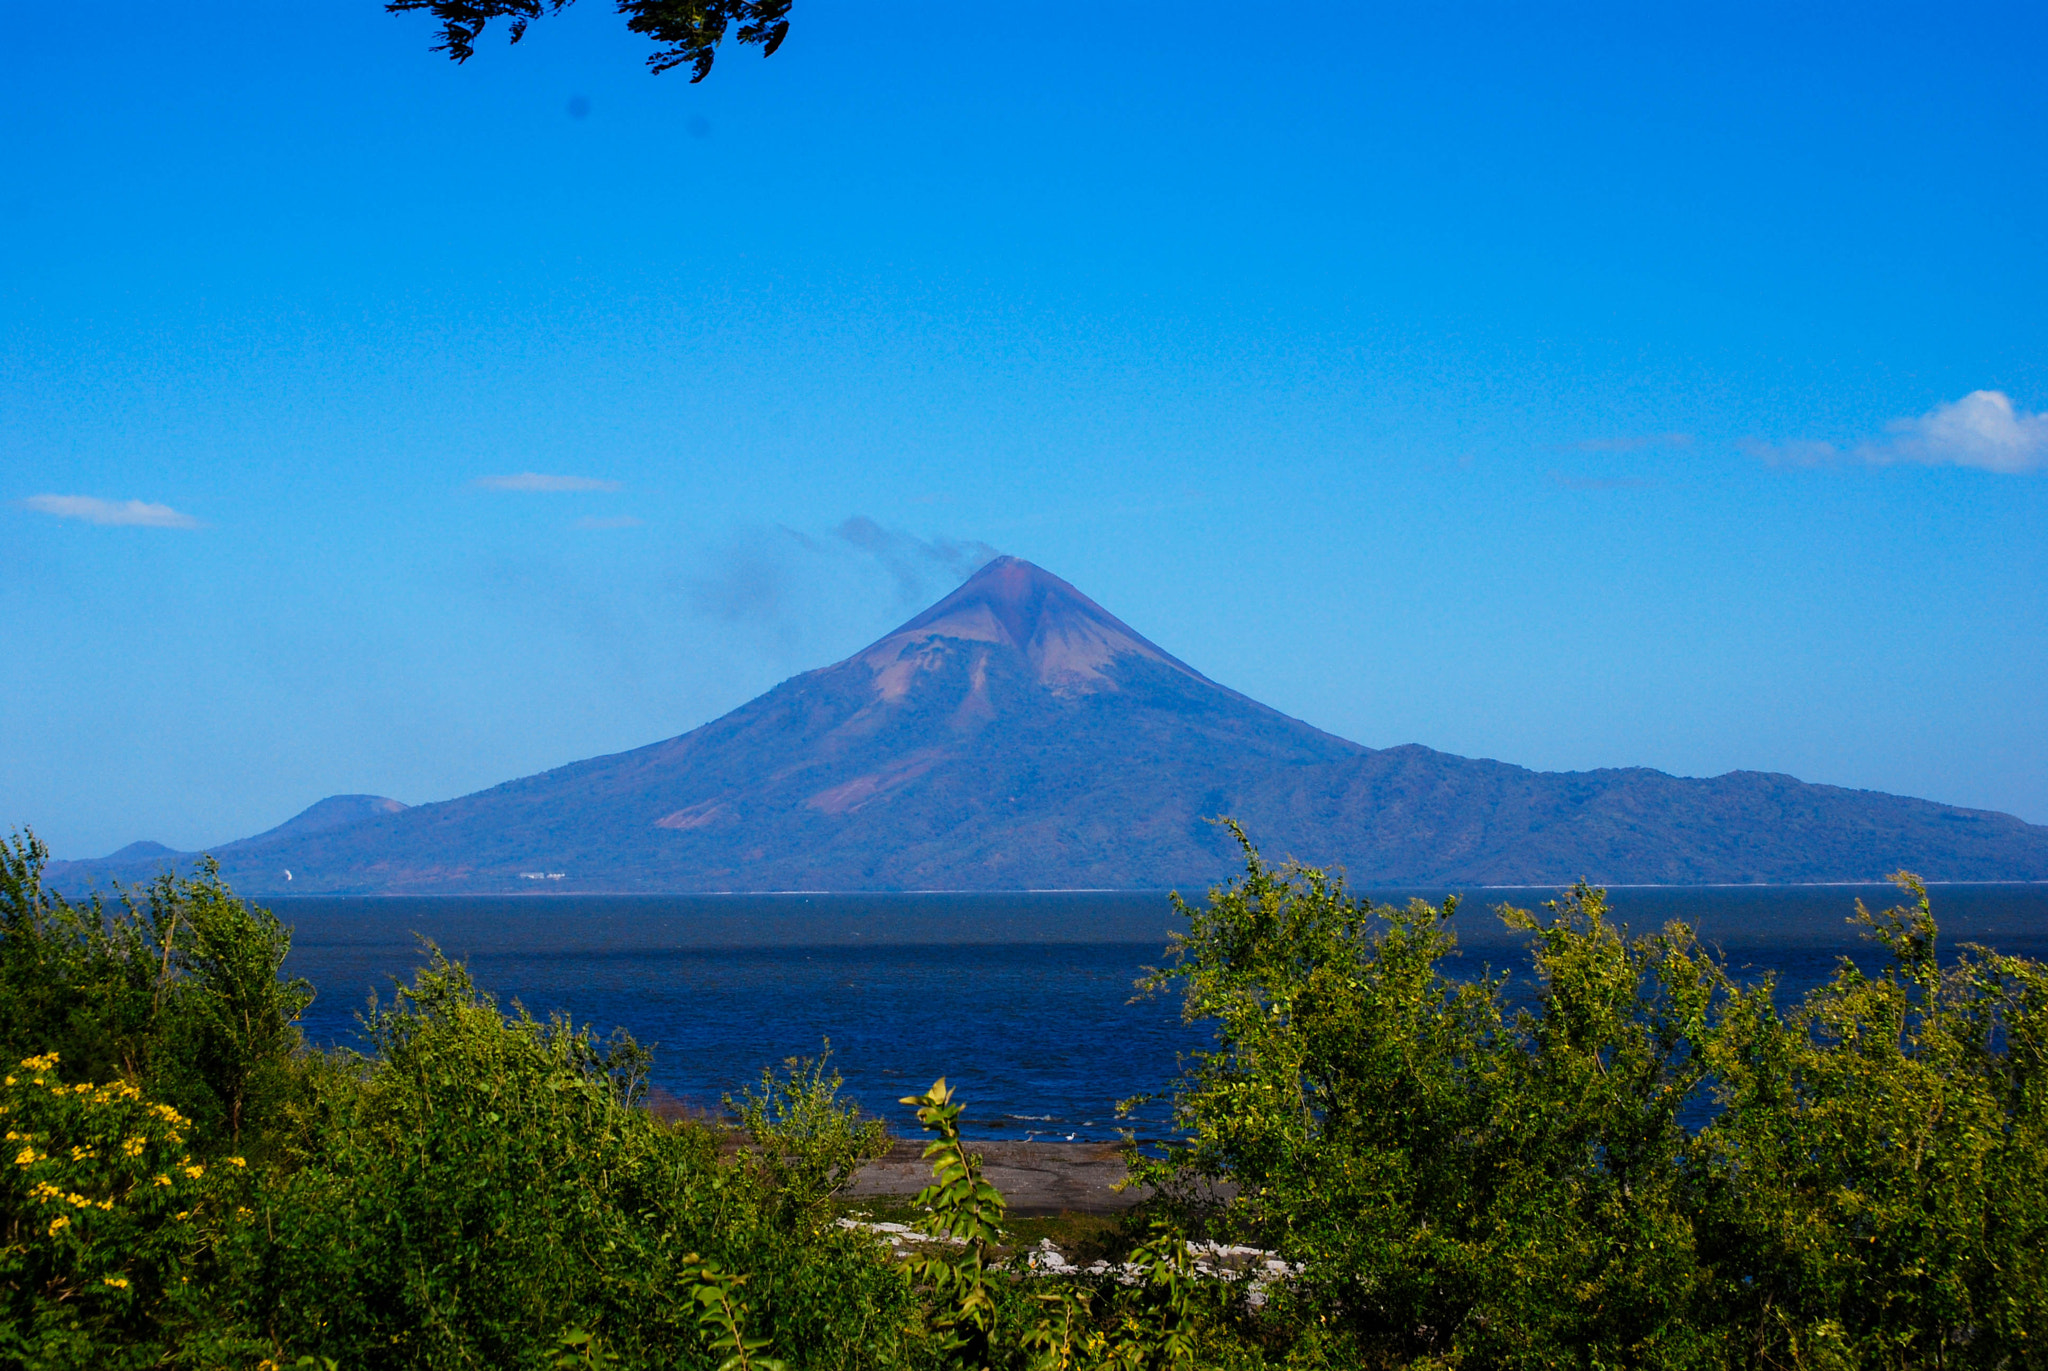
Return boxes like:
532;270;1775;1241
852;555;1207;697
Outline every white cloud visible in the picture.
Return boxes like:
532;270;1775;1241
22;494;201;528
1751;391;2048;474
474;473;621;492
1859;390;2048;474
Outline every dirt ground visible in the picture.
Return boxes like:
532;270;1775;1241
841;1139;1151;1216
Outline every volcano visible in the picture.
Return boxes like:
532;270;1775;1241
49;557;2048;893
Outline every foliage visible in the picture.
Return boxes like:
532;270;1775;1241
0;831;312;1149
891;1083;1206;1371
11;814;2048;1369
0;1053;266;1368
1020;1223;1200;1371
1694;876;2048;1366
1135;822;2048;1368
251;948;922;1369
899;1078;1007;1365
385;0;792;79
4;841;928;1369
732;1043;889;1225
681;1251;789;1371
551;1325;624;1368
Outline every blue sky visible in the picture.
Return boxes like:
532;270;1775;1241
5;2;2045;857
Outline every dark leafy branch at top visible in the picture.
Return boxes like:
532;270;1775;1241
385;0;793;79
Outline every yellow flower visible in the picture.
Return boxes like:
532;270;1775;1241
123;1137;147;1157
102;1275;129;1289
73;1082;93;1095
69;1145;98;1161
183;1163;204;1179
14;1146;36;1166
48;1215;69;1235
67;1192;92;1208
227;1156;247;1168
97;1198;114;1211
153;1174;173;1188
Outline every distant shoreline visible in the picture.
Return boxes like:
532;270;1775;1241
246;878;2048;899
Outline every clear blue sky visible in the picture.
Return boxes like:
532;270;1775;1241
5;2;2045;858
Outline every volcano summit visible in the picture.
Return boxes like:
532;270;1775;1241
52;557;2048;893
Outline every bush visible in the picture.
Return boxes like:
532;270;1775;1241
0;1053;266;1368
732;1044;890;1226
0;834;933;1370
0;832;311;1151
249;950;931;1370
1132;823;2048;1369
11;818;2048;1369
1696;881;2048;1365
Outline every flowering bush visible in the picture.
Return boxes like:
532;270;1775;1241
0;1052;256;1367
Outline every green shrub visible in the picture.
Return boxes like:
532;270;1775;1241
1695;878;2048;1366
733;1044;889;1226
0;832;311;1151
1133;823;2048;1369
13;816;2048;1369
248;949;930;1370
0;1053;268;1368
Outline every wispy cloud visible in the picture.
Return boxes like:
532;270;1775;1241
686;518;999;628
474;472;622;492
574;515;643;530
21;494;201;528
1564;433;1694;454
831;517;999;606
1750;391;2048;474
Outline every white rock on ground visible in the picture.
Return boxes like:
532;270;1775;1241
834;1221;1302;1309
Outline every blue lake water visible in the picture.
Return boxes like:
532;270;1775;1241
276;883;2048;1141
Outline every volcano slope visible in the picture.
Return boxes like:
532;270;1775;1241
49;557;2048;894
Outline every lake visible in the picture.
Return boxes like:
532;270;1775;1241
276;883;2048;1141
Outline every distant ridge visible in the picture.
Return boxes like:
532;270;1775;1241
52;796;410;891
99;841;179;864
247;794;409;841
46;557;2048;894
